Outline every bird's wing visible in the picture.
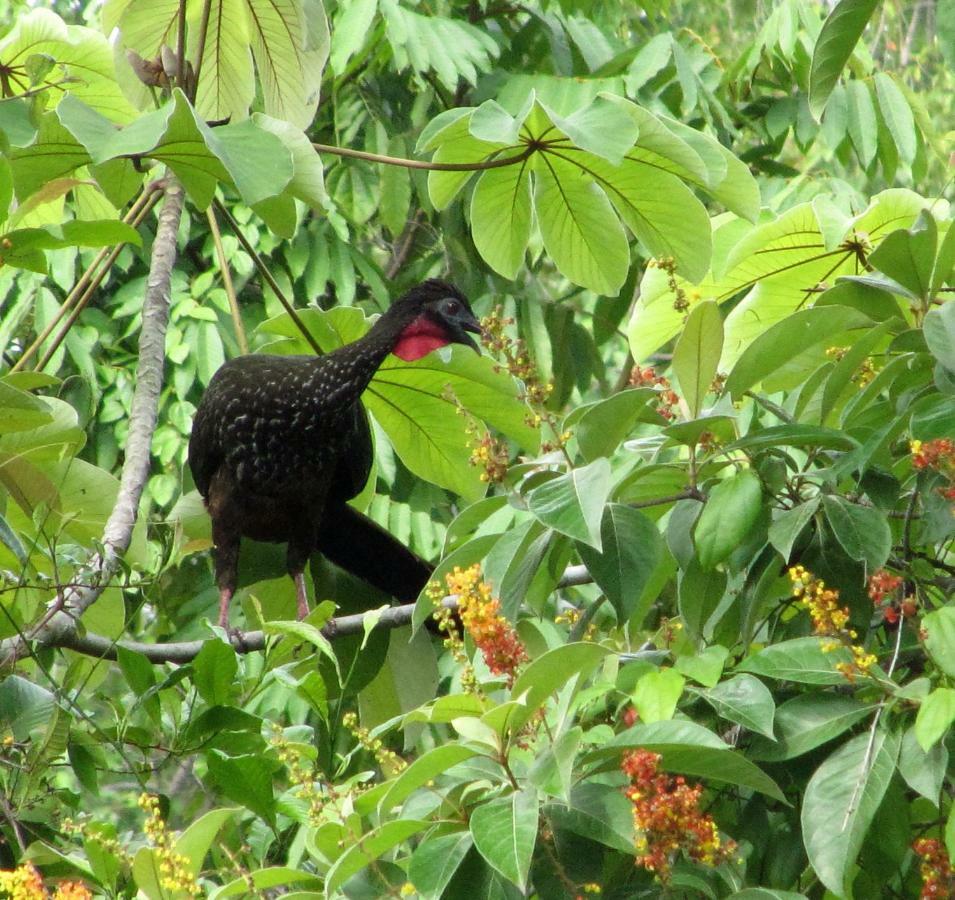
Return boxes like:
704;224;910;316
187;393;222;499
327;402;374;505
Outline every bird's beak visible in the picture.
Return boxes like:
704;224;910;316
458;318;482;354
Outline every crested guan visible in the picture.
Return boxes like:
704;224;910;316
188;279;481;627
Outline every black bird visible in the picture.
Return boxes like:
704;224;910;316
188;280;482;627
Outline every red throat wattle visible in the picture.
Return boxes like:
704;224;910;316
392;315;451;361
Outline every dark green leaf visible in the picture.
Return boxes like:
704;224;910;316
192;640;238;707
802;728;899;896
526;459;612;550
703;674;776;739
822;496;891;570
749;694;873;761
576;505;663;620
809;0;880;118
470;790;538;890
695;470;763;569
206;751;277;826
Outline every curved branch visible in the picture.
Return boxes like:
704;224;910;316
8;565;596;665
2;178;184;667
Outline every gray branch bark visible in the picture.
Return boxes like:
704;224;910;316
1;178;184;667
11;565;595;664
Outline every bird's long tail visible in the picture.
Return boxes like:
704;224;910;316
316;504;433;603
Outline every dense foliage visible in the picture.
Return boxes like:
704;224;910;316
0;0;952;897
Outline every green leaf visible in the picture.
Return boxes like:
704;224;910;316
526;459;612;550
768;499;819;563
675;645;729;688
899;725;947;803
533;151;629;295
175;808;240;875
247;0;328;130
739;637;859;685
869;210;937;299
544;782;635;853
470;790;538;891
377;745;479;813
922;609;955;681
724;425;860;453
725;306;874;399
470;162;532;279
604;720;785;801
0;676;56;741
822;496;892;571
809;0;880;118
206;751;277;826
631;668;684;723
801;728;900;896
0;8;136;122
672;300;723;417
190;0;255;125
873;73;917;165
509;643;612;731
924;301;955;372
749;694;873;762
325;820;431;895
703;674;775;739
329;0;377;72
0;382;54;434
585;150;713;283
546;96;639;165
192;640;237;707
570;388;656;461
695;470;763;570
575;505;663;621
846;79;878;167
409;832;474;900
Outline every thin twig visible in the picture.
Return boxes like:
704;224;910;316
12;185;161;372
206;205;248;354
213;199;324;356
33;191;163;372
841;609;906;830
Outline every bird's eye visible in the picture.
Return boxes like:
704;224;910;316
441;298;462;315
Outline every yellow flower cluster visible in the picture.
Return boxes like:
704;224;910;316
269;724;328;825
443;564;528;686
427;578;482;696
342;712;407;776
138;794;201;897
789;566;877;681
0;864;91;900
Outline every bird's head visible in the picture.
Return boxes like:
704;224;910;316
388;279;482;362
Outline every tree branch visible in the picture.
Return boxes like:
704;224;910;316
2;178;184;667
6;564;596;665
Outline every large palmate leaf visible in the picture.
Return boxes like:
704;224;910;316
628;188;936;366
256;307;537;499
421;94;758;294
0;9;137;122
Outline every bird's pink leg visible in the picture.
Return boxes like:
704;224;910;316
217;586;234;628
294;572;310;620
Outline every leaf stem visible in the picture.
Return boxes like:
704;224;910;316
312;142;533;172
